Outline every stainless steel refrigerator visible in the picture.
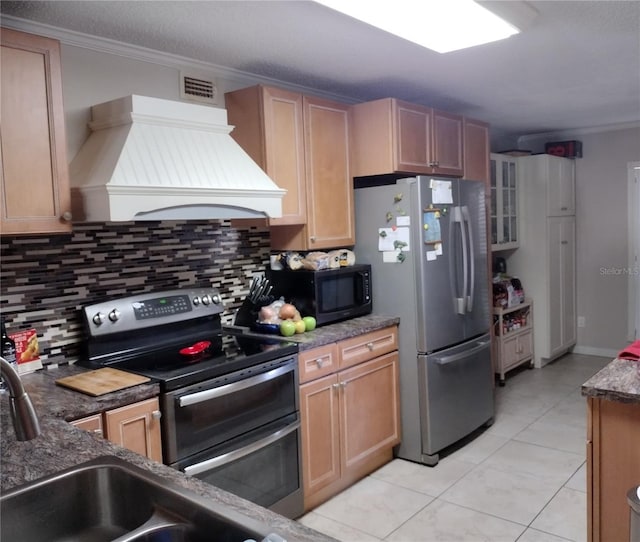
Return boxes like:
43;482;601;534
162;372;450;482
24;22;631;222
354;176;494;466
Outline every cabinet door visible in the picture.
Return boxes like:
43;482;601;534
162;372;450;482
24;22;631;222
462;117;490;184
339;352;401;475
104;397;163;462
299;373;341;499
70;413;104;438
261;87;307;225
225;85;306;226
432;109;464;177
548;217;576;356
546;156;575;216
0;29;71;235
560;217;577;348
588;398;640;542
490;154;519;251
303;96;354;249
395;100;432;172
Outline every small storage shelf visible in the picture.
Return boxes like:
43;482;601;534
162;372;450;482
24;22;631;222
493;299;534;385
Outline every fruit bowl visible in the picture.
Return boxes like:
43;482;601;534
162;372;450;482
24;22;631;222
251;322;280;335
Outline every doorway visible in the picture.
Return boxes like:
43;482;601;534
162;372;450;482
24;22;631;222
629;161;640;341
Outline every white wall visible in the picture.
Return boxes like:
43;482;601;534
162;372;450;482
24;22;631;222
519;126;640;356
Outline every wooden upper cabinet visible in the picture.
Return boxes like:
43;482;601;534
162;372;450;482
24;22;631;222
462;117;490;184
226;86;354;251
225;85;306;225
0;28;72;235
298;95;354;250
351;98;464;178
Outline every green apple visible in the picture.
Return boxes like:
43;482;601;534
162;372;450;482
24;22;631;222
302;316;317;331
279;320;296;337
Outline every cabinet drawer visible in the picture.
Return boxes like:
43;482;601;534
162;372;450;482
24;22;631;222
338;326;398;370
299;343;339;384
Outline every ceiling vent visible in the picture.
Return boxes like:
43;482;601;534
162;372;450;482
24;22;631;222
180;71;218;105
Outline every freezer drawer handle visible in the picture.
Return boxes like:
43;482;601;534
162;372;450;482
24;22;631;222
434;340;491;366
182;421;300;475
178;363;293;407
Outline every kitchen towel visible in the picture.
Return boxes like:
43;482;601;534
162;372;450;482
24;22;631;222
618;340;640;361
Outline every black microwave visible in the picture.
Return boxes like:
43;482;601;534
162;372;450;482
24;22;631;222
266;264;373;326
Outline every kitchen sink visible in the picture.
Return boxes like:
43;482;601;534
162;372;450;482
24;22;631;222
0;456;286;542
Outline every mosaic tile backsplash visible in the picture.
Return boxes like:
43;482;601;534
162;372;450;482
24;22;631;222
0;220;270;366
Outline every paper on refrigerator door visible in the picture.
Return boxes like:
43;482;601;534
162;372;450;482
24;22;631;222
378;227;410;251
430;179;453;204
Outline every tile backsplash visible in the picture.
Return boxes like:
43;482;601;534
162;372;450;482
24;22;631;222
0;220;270;366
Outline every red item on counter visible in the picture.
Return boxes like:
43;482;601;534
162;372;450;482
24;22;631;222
618;340;640;361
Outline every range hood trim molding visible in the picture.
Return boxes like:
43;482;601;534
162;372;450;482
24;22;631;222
70;95;286;222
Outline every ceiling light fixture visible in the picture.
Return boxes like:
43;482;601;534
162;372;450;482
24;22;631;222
314;0;530;53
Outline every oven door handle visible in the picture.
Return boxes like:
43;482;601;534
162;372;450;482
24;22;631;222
177;363;293;407
183;421;300;476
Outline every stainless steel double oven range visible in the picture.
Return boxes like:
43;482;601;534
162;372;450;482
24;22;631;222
80;287;303;519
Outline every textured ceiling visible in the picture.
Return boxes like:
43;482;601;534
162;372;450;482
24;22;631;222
1;0;639;142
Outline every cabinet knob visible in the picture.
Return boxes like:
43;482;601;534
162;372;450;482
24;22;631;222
341;382;347;389
315;358;324;368
429;160;439;168
310;236;316;243
61;211;73;222
561;240;568;245
93;429;103;437
560;206;568;210
332;383;340;390
152;410;162;420
367;342;374;351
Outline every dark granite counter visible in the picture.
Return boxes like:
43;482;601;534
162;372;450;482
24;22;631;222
227;313;400;351
0;366;335;542
581;357;640;404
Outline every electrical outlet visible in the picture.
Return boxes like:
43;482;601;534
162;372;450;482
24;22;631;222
578;316;586;328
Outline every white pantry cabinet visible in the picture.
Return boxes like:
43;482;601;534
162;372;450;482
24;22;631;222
509;155;576;367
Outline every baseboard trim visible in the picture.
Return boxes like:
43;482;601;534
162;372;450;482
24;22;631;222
572;345;618;359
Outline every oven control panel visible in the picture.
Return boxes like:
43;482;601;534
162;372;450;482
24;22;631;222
84;287;224;337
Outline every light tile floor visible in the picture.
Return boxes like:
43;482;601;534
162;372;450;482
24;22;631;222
298;353;610;542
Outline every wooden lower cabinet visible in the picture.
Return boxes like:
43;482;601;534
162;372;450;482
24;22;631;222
71;397;163;463
587;396;640;542
299;326;401;511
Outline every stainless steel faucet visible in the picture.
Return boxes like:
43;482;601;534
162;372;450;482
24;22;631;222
1;356;41;440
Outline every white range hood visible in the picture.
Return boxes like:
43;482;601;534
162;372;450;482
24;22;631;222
69;95;286;222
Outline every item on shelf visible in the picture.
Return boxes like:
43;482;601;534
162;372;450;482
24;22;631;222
492;277;525;308
545;140;582;158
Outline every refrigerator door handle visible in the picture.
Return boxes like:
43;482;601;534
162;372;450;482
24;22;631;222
433;339;491;365
452;206;467;315
461;205;475;312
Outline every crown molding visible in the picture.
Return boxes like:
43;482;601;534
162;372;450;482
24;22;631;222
518;120;640;144
0;14;356;104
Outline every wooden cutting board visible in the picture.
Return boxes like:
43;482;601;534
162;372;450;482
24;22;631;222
55;368;151;396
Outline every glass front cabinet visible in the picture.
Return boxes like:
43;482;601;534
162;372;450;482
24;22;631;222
490;153;519;251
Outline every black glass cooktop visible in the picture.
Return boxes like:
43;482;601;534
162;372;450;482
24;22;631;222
111;332;298;391
81;318;298;392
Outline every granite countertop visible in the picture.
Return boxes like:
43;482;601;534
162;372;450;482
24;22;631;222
1;364;341;542
227;313;400;351
581;357;640;404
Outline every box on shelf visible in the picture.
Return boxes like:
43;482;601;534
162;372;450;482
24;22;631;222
492;277;525;309
545;140;582;158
